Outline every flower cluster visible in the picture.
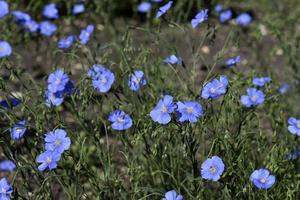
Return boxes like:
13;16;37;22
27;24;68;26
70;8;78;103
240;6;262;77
45;69;74;107
87;64;115;93
36;129;71;171
128;70;147;91
201;75;229;99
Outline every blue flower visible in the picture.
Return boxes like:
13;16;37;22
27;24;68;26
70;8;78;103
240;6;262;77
156;1;173;18
45;90;64;107
12;11;31;24
241;88;265;107
36;150;61;171
0;41;12;59
58;35;75;49
191;9;208;28
138;2;152;13
278;83;290;94
164;55;182;65
79;24;94;44
163;190;183;200
40;21;57;36
219;9;232;23
43;3;59;19
0;1;9;18
214;4;223;12
225;56;240;68
176;101;204;123
152;0;162;2
10;120;27;140
201;156;225;181
72;4;85;15
128;70;147;91
0;98;21;109
108;110;133;131
250;169;275;189
48;69;70;93
0;160;16;172
252;77;271;87
236;13;252;27
201;75;228;99
88;65;115;93
0;178;12;199
150;95;176;125
45;129;71;154
285;149;300;160
288;117;300;136
24;20;39;32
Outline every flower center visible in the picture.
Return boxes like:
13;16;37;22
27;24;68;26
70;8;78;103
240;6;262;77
210;167;217;174
297;123;300;128
251;96;256;102
0;47;4;52
161;107;167;113
210;88;216;93
1;187;7;193
46;157;52;164
260;178;266;183
186;107;193;113
118;117;125;123
16;127;23;133
55;139;61;146
101;78;107;83
55;79;61;85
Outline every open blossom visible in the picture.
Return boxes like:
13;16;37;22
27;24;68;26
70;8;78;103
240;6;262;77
191;9;208;28
40;21;57;36
278;83;290;94
128;70;147;91
36;150;61;171
219;9;232;23
162;190;183;200
58;35;75;49
225;56;240;68
45;129;71;154
288;117;300;136
0;178;13;200
164;55;182;65
0;1;9;18
24;20;39;32
241;88;265;107
236;13;252;27
138;2;152;13
0;160;16;172
176;101;204;123
201;156;225;181
43;3;59;19
150;95;176;124
201;75;228;99
252;77;271;87
250;169;275;189
0;41;12;59
108;110;133;130
72;4;85;15
156;1;173;18
88;65;115;93
10;120;27;140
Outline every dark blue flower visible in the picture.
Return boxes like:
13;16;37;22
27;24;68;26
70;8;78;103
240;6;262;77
24;20;39;32
138;2;152;13
0;178;12;199
164;55;182;65
0;1;9;18
163;190;183;200
201;75;228;99
0;98;21;109
219;9;232;23
250;169;275;189
40;21;57;36
72;4;85;15
278;83;290;94
45;129;71;154
0;41;12;58
12;11;31;24
108;110;133;131
236;13;252;27
45;90;64;107
58;35;75;49
43;3;59;19
79;24;94;44
201;156;225;181
128;70;147;91
176;101;204;123
156;1;173;18
10;120;27;140
36;150;61;171
150;95;176;124
0;160;16;172
288;117;300;136
285;149;300;160
191;9;208;28
225;56;240;68
241;88;265;107
88;65;115;93
252;77;271;87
